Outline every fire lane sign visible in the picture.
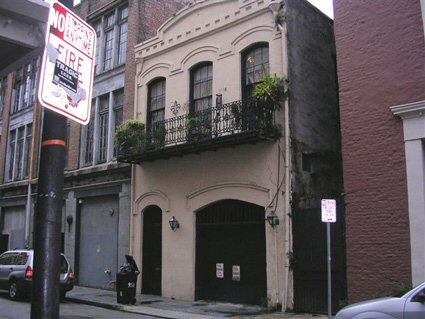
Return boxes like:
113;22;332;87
38;1;96;125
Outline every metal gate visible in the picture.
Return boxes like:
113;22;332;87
292;207;345;313
195;199;266;305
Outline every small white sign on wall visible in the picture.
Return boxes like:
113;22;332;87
232;265;240;281
216;263;224;279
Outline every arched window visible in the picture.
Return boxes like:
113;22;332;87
241;43;269;99
148;78;166;125
190;62;213;113
147;78;166;145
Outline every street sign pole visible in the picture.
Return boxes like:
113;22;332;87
327;222;332;319
321;199;336;319
31;109;67;319
31;1;76;318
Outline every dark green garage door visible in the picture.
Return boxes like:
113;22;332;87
195;199;266;305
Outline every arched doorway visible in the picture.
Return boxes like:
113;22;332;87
195;199;266;305
142;206;162;295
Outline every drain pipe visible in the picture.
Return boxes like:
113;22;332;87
268;0;292;312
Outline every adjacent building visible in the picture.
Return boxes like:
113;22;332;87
120;0;344;312
0;0;50;252
334;0;425;303
0;0;182;290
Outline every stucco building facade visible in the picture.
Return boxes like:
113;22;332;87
122;0;344;312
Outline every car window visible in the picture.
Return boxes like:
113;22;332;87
9;253;19;265
412;288;425;302
0;253;13;265
15;253;29;265
60;255;68;273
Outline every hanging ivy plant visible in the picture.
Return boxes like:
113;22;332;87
115;119;146;155
254;75;288;108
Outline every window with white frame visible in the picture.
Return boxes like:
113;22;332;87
92;3;128;74
81;89;124;166
11;58;39;114
7;123;32;181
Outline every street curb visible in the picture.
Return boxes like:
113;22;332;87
65;296;124;312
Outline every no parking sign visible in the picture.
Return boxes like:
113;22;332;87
38;1;96;125
321;199;336;223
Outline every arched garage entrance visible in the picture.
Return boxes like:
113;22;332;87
195;199;266;305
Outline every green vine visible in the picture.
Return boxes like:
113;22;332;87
115;119;146;154
254;75;287;108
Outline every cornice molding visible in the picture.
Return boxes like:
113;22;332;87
390;100;425;119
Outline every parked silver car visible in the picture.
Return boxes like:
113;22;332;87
335;281;425;319
0;249;75;300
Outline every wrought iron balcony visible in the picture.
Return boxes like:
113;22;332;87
117;98;281;163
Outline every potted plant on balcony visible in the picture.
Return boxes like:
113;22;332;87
151;122;166;147
230;102;242;126
115;119;146;156
254;74;286;107
185;116;201;141
254;75;287;136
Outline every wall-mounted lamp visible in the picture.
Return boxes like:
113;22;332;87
266;211;280;228
66;215;74;232
169;216;180;231
216;93;223;107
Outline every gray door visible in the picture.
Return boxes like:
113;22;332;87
292;207;345;313
78;195;118;288
2;207;25;250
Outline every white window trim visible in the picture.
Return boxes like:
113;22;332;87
390;99;425;286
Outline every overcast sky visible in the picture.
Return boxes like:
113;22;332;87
307;0;334;19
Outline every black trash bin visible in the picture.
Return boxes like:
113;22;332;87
116;255;140;304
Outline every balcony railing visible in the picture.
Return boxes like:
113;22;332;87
117;98;281;163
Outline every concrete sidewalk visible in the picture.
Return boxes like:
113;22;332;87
66;286;327;319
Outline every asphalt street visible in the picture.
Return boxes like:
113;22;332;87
0;292;155;319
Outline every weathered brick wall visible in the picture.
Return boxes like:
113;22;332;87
285;0;345;311
68;0;183;169
123;0;183;122
334;1;425;302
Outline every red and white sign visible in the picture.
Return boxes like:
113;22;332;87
38;1;96;125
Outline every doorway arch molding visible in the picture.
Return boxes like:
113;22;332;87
186;181;271;212
135;190;170;216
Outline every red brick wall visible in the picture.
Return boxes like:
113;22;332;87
68;0;182;168
334;1;425;302
123;0;183;121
